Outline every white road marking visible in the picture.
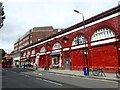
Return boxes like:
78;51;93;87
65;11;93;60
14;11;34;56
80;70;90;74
33;72;38;74
33;72;42;75
25;75;30;77
38;73;42;75
36;78;42;80
43;79;63;86
35;77;62;86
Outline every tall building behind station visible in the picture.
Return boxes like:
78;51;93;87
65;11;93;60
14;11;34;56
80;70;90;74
13;26;61;61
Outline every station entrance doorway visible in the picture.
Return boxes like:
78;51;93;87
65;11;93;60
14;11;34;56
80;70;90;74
64;58;70;69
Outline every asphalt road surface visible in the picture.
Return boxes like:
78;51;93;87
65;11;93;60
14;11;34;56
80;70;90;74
2;67;119;89
2;68;77;88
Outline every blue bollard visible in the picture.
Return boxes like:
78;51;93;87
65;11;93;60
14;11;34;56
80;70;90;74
84;67;89;76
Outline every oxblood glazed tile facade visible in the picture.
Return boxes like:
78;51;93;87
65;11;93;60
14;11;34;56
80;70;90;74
20;5;120;71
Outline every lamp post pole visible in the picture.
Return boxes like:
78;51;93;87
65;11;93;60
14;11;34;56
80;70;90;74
74;10;86;37
74;10;89;72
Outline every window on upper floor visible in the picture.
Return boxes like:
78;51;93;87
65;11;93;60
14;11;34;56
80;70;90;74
31;49;35;54
72;35;87;46
91;28;115;41
27;51;30;55
40;46;46;53
23;52;26;57
30;40;32;44
52;42;62;50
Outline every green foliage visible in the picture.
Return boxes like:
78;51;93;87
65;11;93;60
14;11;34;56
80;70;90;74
0;49;6;57
9;51;14;55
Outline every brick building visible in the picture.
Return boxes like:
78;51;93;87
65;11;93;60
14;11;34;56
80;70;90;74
20;5;120;71
13;26;61;62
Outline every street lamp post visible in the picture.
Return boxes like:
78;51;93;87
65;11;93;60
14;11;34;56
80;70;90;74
74;10;89;75
74;10;86;37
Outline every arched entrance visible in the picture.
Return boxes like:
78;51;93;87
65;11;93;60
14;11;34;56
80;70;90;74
50;42;62;69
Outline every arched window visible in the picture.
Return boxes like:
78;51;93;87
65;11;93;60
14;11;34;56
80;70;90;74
40;46;46;53
52;42;62;50
31;49;35;55
91;28;115;41
27;51;30;55
23;52;26;56
72;35;87;46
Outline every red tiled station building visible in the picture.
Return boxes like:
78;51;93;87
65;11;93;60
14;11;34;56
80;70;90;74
20;5;120;71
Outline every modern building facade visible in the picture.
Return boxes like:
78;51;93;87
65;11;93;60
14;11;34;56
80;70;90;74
20;5;120;71
13;26;60;62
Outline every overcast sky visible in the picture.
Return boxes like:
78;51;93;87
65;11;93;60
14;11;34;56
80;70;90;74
0;0;119;53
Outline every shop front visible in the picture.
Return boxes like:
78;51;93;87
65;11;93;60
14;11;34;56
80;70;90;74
50;53;62;69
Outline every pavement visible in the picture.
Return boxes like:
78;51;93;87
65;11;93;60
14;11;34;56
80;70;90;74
25;67;120;82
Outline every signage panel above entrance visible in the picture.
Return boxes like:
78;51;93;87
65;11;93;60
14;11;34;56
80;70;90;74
50;53;60;56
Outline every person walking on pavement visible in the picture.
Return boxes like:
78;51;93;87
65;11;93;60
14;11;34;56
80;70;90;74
31;62;34;68
16;62;19;68
23;63;25;69
35;64;38;70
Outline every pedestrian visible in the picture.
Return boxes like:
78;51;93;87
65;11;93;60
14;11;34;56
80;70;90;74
23;63;25;69
19;64;21;68
16;62;19;68
31;62;34;68
28;62;30;67
35;64;38;70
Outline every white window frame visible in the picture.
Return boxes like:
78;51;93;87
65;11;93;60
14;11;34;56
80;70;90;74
27;51;30;55
23;52;26;57
40;46;46;53
91;28;115;41
52;42;62;50
31;49;35;55
72;35;87;46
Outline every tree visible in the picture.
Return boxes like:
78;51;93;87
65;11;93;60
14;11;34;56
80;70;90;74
0;2;5;29
9;51;14;55
0;49;6;58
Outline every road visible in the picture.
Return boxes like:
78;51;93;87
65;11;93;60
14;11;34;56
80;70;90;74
2;68;119;89
2;68;77;88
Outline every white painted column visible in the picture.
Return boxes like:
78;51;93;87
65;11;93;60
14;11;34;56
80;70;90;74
35;53;40;66
52;57;54;65
59;53;62;67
